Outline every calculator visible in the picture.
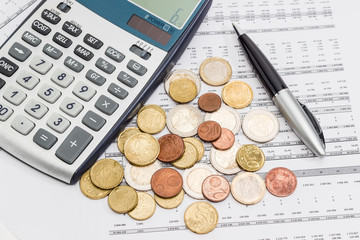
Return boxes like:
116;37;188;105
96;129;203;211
0;0;212;184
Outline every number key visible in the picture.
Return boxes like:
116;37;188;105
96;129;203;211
29;55;53;75
24;99;49;119
47;112;70;133
51;68;74;88
0;101;14;121
72;81;96;102
3;85;27;105
38;83;61;103
16;70;40;90
60;97;83;117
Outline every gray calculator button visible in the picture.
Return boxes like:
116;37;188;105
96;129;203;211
16;70;40;90
53;32;72;48
47;112;70;133
22;31;42;47
55;126;93;164
0;57;18;77
117;71;138;88
82;110;106;131
73;81;96;102
41;9;61;25
83;34;103;49
0;101;14;121
85;69;106;86
33;128;57;150
11;115;35;135
8;42;32;62
130;45;151;60
127;59;147;76
38;84;62;103
62;21;82;37
51;68;74;88
95;57;115;74
60;97;83;117
95;95;118;115
64;56;84;73
31;20;51;36
29;55;53;75
74;45;93;61
108;83;128;100
43;43;63;59
105;47;125;62
25;99;49;119
3;85;27;105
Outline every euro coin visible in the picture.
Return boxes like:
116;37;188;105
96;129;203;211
210;142;242;175
231;172;266;205
171;141;198;169
183;137;204;162
128;192;156;221
137;105;166;134
197;120;222;142
151;168;183;198
169;78;198;103
236;144;265;172
108;185;138;214
117;127;141;153
90;158;124;190
199;57;232;86
222;81;253;109
154;189;185;209
124;133;160;166
198;93;222;112
212;128;235;150
124;161;162;191
265;167;297;197
202;175;230;202
158;134;185;163
184;201;218;234
205;105;241;134
80;170;111;200
164;69;201;95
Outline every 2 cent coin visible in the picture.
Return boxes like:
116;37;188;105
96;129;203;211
265;167;297;197
151;168;183;198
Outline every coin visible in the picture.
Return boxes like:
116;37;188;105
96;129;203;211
222;81;253;109
183;137;204;162
117;127;141;153
124;133;160;166
197;121;222;142
184;201;218;234
80;170;111;200
231;172;266;205
202;175;230;202
108;185;138;214
182;163;217;199
158;134;185;162
212;128;235;150
90;158;124;190
172;141;198;169
128;192;156;221
150;168;183;198
169;78;198;103
164;69;201;95
236;144;265;172
137;105;166;134
210;142;242;175
198;93;222;112
199;57;232;86
265;167;297;197
124;161;162;191
242;109;280;143
154;189;185;209
205;105;241;134
166;104;204;137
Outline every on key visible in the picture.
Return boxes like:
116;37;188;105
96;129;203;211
0;57;19;77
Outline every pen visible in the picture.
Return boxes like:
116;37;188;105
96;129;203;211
232;23;326;157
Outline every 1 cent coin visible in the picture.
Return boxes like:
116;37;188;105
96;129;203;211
265;167;297;197
151;168;183;198
157;134;185;162
198;93;222;112
212;128;235;150
197;121;222;142
202;175;230;202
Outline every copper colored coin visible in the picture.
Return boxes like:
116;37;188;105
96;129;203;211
265;167;297;197
202;175;230;202
197;121;222;142
151;168;183;198
158;134;185;162
212;128;235;150
198;93;222;112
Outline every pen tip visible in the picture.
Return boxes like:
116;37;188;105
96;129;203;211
232;22;244;36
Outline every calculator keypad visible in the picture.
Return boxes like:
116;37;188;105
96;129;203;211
38;84;62;103
60;97;83;117
11;114;35;135
8;42;32;62
24;99;49;119
16;70;40;90
51;68;74;88
3;86;27;105
29;55;53;75
72;81;96;102
0;101;13;121
47;113;70;133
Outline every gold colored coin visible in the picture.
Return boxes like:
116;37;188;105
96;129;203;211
184;201;218;234
222;81;253;109
80;170;111;200
117;127;141;153
236;144;265;172
108;185;138;214
154;189;185;209
169;78;198;103
128;192;156;221
183;137;204;162
199;57;232;86
124;133;160;166
137;105;166;134
172;141;198;169
90;159;124;189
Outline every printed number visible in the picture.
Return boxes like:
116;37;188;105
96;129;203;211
54;118;63;126
66;102;75;110
79;86;88;93
44;88;54;96
36;59;46;66
57;73;67;81
0;104;9;116
31;104;41;112
11;91;18;98
23;76;32;83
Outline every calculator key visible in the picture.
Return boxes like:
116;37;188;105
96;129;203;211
29;55;53;75
16;70;40;90
51;68;74;88
82;110;106;131
25;99;49;119
130;45;151;60
74;45;94;61
57;2;71;13
117;71;138;88
95;57;115;74
11;115;35;135
41;9;61;24
64;56;84;73
83;33;103;49
53;32;73;48
127;60;147;76
55;126;93;164
73;81;96;102
33;128;58;150
108;83;128;100
62;21;82;37
8;42;32;62
95;95;118;115
22;31;42;47
47;112;70;133
3;86;27;106
105;47;125;63
60;97;83;117
31;20;51;36
38;84;61;103
85;69;106;86
0;78;5;89
0;57;19;77
43;43;63;59
0;101;13;121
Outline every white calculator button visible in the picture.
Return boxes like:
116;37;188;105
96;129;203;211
29;55;53;75
0;101;14;121
11;114;35;135
60;97;83;117
51;68;74;88
47;112;70;133
3;86;27;105
72;81;96;102
24;99;49;119
37;83;62;103
16;70;40;90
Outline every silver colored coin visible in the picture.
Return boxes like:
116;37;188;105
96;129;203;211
199;57;232;86
124;161;162;191
166;104;204;137
231;172;266;205
164;69;201;95
242;109;280;143
210;142;242;175
205;105;241;134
